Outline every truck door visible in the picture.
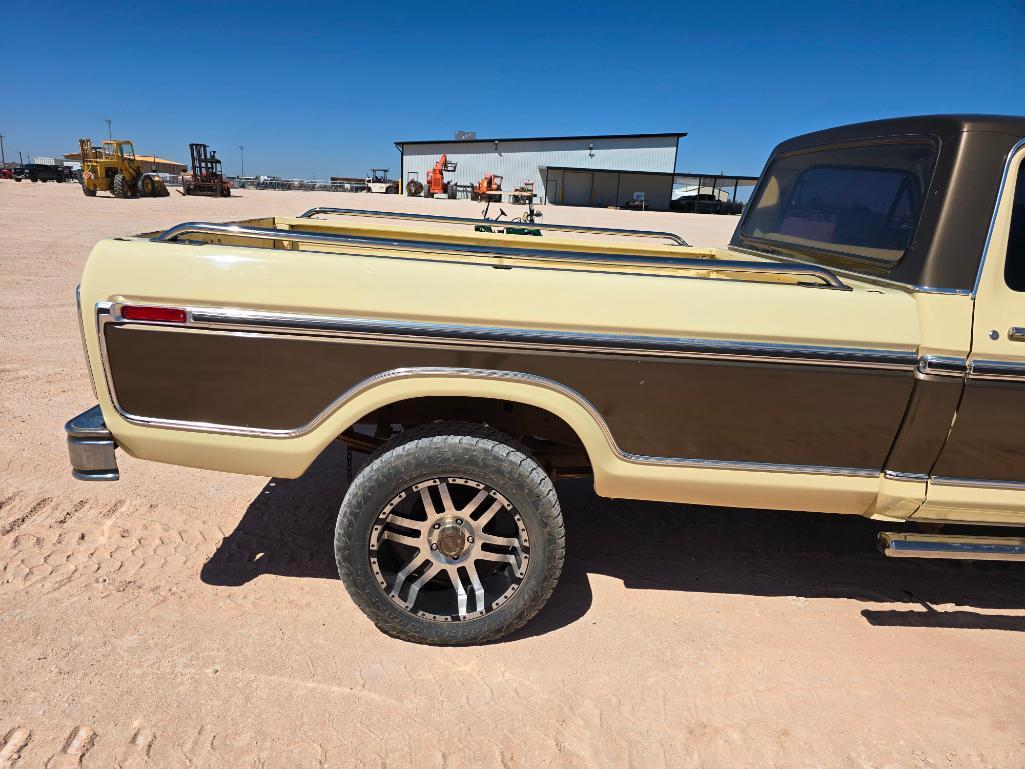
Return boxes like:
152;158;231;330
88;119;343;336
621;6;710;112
921;141;1025;522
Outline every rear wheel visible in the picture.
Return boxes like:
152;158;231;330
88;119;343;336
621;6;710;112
138;175;155;197
335;423;565;645
81;183;96;197
112;173;128;198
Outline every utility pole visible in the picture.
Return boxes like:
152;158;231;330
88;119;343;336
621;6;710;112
0;134;5;166
18;151;23;164
239;145;244;180
106;119;112;140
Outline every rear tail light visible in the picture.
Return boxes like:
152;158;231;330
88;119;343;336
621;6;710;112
120;305;188;323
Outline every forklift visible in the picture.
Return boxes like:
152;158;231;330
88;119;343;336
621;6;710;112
423;154;457;198
181;143;232;197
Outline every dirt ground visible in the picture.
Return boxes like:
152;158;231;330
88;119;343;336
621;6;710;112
2;180;1024;768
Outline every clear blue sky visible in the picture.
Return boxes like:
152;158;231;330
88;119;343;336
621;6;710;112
3;0;1023;178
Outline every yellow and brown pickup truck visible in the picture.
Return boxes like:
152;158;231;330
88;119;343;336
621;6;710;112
67;115;1025;644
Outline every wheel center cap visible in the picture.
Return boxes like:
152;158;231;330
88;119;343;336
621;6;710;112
437;525;466;558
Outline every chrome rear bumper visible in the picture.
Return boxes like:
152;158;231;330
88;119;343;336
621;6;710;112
65;405;119;481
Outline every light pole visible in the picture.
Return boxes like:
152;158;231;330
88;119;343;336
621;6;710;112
106;119;112;140
239;145;244;181
0;134;5;166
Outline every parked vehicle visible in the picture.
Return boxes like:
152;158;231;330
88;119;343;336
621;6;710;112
365;169;398;194
181;143;232;197
20;163;71;183
78;138;169;198
66;115;1025;644
671;193;744;215
0;168;13;180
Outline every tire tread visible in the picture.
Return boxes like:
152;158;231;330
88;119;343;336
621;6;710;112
335;422;565;645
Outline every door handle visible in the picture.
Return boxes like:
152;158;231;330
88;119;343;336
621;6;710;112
1009;327;1025;342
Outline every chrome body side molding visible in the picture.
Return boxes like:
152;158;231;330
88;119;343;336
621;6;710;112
152;222;851;290
967;359;1025;381
883;470;929;482
915;355;967;378
175;305;916;369
296;206;692;247
930;475;1025;491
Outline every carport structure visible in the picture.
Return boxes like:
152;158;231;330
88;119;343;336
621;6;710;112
542;166;758;211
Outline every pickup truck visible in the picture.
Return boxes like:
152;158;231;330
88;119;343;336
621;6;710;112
18;163;71;183
66;115;1025;644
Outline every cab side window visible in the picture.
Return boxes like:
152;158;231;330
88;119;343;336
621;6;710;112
1004;168;1025;291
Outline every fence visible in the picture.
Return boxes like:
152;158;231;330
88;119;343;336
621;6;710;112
158;175;371;192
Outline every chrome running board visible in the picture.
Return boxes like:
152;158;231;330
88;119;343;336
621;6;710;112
879;532;1025;561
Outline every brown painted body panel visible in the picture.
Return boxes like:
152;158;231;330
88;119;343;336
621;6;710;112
932;380;1025;482
104;324;914;469
883;377;964;475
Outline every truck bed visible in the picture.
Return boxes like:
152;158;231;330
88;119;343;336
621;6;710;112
137;211;849;290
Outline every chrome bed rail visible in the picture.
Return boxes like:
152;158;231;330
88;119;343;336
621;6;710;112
296;206;692;247
153;222;850;290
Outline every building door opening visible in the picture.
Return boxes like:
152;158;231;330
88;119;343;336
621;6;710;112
563;172;593;206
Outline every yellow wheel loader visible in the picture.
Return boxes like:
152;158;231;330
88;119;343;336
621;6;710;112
78;138;169;198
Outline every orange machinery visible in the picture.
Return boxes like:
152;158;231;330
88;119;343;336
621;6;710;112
471;173;504;201
424;154;457;198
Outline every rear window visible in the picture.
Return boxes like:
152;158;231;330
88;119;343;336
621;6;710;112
741;141;935;267
1004;167;1025;291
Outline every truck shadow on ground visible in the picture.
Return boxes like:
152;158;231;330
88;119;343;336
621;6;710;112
200;443;1025;638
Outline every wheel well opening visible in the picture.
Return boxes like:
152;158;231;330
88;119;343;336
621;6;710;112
340;396;592;478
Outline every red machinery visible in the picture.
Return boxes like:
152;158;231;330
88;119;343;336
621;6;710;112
424;154;457;198
181;143;232;197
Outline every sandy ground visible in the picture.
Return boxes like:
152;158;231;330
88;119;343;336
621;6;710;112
1;180;1024;768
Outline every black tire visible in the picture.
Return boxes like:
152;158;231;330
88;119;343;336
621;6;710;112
81;183;96;197
138;175;154;197
112;173;127;198
335;422;565;645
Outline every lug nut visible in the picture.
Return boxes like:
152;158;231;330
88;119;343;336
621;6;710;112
456;519;463;525
467;537;474;544
430;543;438;550
433;523;440;529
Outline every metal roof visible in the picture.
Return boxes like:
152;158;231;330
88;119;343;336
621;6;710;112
62;152;185;166
395;132;687;149
543;165;758;180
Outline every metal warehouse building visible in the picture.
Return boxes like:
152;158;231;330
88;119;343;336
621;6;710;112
395;132;686;209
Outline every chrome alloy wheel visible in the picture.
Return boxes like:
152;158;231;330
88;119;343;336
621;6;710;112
369;477;530;621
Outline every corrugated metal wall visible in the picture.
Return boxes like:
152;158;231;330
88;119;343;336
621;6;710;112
399;135;678;204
